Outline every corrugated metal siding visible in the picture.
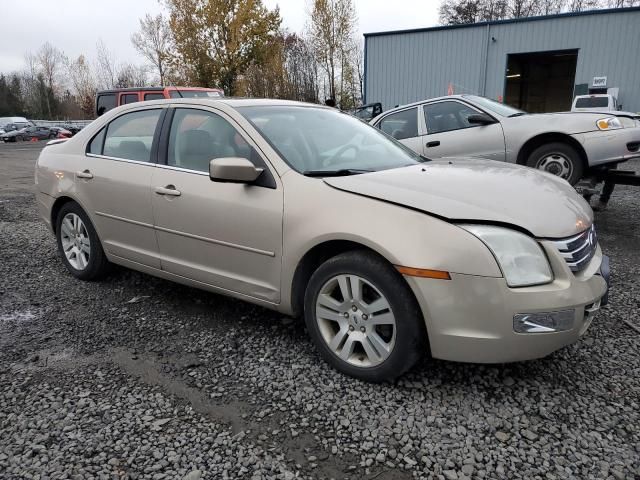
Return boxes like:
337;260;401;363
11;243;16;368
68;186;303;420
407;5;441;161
365;9;640;112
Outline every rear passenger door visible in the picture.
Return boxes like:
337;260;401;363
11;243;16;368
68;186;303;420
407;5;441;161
421;100;505;161
78;107;165;268
375;107;423;154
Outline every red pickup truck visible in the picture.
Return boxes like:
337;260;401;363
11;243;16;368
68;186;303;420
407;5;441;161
95;86;224;116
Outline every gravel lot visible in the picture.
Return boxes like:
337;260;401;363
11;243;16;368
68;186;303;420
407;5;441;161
1;141;639;480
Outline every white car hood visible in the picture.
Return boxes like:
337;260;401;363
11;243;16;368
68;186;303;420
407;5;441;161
324;159;593;238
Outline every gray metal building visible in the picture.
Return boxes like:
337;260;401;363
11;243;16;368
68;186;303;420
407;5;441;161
364;7;640;113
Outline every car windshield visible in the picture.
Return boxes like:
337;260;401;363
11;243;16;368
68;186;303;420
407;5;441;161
463;95;526;117
238;106;424;175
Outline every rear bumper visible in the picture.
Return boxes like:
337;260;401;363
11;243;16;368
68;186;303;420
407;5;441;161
405;246;608;364
572;128;640;167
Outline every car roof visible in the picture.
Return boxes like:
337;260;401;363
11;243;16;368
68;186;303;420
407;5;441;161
383;95;471;111
131;97;331;109
96;86;223;94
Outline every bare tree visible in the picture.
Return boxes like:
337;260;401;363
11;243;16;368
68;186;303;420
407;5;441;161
95;39;118;89
308;0;357;104
116;64;150;88
66;55;97;118
131;13;172;85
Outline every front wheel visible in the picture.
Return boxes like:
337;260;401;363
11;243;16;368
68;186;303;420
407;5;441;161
526;142;584;185
55;202;110;280
304;250;426;382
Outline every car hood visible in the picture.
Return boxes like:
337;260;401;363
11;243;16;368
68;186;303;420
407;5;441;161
323;159;592;238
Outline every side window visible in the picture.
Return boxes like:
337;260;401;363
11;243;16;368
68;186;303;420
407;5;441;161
144;93;165;101
103;109;161;162
88;127;106;155
169;90;182;99
122;93;139;104
378;108;418;140
424;101;480;134
168;108;255;173
96;93;116;116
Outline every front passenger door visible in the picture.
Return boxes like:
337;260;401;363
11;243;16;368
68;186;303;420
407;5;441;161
151;107;283;303
422;100;505;161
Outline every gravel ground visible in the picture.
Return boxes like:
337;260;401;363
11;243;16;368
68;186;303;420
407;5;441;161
0;142;639;480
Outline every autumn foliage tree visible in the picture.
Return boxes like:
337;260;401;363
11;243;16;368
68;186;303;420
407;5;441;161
165;0;282;94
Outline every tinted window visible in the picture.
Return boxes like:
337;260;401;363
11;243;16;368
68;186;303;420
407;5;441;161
169;90;182;99
168;108;255;172
424;101;480;134
88;127;106;155
122;94;139;104
103;109;161;162
575;97;609;108
96;93;116;116
378;108;418;140
144;93;165;101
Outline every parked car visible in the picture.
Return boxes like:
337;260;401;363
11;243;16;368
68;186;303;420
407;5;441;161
96;86;224;117
58;124;84;136
35;99;609;382
571;94;620;112
23;126;59;141
49;126;73;138
371;94;640;185
1;126;29;142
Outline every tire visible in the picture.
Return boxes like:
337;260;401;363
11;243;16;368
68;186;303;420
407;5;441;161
49;133;55;139
304;250;426;382
525;142;584;185
55;202;110;280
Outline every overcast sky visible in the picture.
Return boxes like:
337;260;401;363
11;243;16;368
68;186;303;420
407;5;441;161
0;0;439;74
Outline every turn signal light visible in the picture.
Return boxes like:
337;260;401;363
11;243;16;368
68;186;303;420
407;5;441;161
395;266;451;280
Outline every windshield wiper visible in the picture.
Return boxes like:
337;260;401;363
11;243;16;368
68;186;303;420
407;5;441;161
508;112;526;118
302;168;373;177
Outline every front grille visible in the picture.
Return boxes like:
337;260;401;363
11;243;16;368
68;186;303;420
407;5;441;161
552;224;598;272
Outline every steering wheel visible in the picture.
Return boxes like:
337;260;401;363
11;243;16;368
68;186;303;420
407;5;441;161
324;144;360;167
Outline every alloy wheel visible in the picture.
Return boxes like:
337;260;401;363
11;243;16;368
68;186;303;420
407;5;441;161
60;213;91;270
315;274;396;367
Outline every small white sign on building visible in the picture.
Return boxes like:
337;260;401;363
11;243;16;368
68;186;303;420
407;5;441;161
592;76;607;88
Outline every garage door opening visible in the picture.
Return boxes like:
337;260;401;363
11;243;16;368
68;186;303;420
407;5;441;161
504;49;578;113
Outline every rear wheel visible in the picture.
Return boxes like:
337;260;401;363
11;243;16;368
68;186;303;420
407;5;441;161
55;202;110;280
304;250;426;382
526;142;584;185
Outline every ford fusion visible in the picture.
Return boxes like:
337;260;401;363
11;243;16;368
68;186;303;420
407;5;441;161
35;99;609;382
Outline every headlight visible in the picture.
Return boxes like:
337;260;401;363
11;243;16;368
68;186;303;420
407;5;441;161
596;117;623;130
460;225;553;287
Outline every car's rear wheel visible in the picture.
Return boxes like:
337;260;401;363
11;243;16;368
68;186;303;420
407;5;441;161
526;142;584;185
304;250;425;382
55;202;110;280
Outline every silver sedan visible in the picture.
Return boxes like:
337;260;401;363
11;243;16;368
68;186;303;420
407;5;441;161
371;94;640;185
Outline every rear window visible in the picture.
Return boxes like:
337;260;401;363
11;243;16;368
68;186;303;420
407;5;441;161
176;90;223;98
96;93;117;116
575;97;609;108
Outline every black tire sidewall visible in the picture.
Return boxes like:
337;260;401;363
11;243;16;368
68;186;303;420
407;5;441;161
55;202;108;280
526;142;584;185
304;250;426;382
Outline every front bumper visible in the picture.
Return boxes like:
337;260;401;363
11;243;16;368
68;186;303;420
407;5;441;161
572;128;640;167
405;245;608;363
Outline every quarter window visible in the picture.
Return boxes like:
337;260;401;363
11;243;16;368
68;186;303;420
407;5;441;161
378;108;418;140
96;93;116;116
122;93;139;104
167;108;255;173
144;93;165;101
88;127;106;155
424;101;480;134
103;109;161;162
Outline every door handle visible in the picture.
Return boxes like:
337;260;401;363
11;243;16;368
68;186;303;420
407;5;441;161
155;185;181;197
76;169;93;179
426;141;440;148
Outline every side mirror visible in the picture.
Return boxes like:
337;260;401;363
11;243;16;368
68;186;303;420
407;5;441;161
209;157;263;183
467;113;496;125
